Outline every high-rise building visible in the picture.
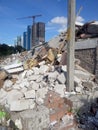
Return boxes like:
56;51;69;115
22;22;45;50
27;25;32;50
17;36;22;46
23;32;27;49
32;22;45;47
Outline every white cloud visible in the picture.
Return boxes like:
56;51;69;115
76;16;85;23
47;16;67;33
47;15;85;33
50;16;67;25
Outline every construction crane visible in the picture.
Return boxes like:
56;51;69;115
17;14;42;24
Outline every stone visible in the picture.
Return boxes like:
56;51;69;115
36;97;44;105
19;79;29;88
25;70;34;77
6;90;24;106
7;67;24;74
36;88;48;99
15;118;22;130
0;70;8;80
48;71;59;81
32;67;40;75
19;106;49;130
3;62;23;70
3;80;13;91
39;65;49;74
93;91;98;99
75;70;94;81
61;65;67;72
74;76;81;84
82;81;95;90
0;89;7;105
19;70;27;79
75;86;83;93
30;81;39;90
54;84;66;97
10;99;35;111
57;73;66;84
39;61;46;66
28;75;40;81
24;90;35;99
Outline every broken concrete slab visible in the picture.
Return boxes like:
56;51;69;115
3;80;13;91
24;90;35;99
6;90;24;105
39;65;50;74
54;84;66;97
36;88;48;99
10;99;35;111
6;67;24;74
57;73;66;84
29;81;39;90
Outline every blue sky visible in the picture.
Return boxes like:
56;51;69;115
0;0;98;45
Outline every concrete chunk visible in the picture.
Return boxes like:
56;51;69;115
57;73;66;84
10;99;35;111
24;90;35;99
3;80;13;91
54;84;66;97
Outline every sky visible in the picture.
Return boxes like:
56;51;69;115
0;0;98;45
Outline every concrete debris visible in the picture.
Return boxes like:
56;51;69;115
0;29;98;129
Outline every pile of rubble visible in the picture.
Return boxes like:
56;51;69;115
0;43;98;130
76;21;98;40
0;24;98;129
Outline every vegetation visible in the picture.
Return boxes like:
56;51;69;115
0;44;26;56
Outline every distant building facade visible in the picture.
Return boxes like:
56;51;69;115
32;22;45;47
17;36;22;46
23;22;45;50
27;25;32;50
23;32;27;49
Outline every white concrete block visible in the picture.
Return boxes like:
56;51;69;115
57;73;66;84
19;79;29;88
30;81;39;90
36;88;48;99
54;84;66;97
6;90;24;105
25;70;34;77
28;75;40;81
61;65;67;72
74;76;81;84
48;71;59;80
39;61;45;66
15;118;22;130
75;70;93;80
39;65;49;74
10;99;35;111
0;89;7;99
3;62;23;70
75;86;83;93
32;67;40;75
36;97;44;105
24;90;35;99
3;80;13;91
7;67;24;74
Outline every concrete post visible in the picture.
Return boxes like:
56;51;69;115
95;45;98;83
67;0;75;91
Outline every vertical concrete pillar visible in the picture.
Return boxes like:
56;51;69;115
95;45;98;83
67;0;75;91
